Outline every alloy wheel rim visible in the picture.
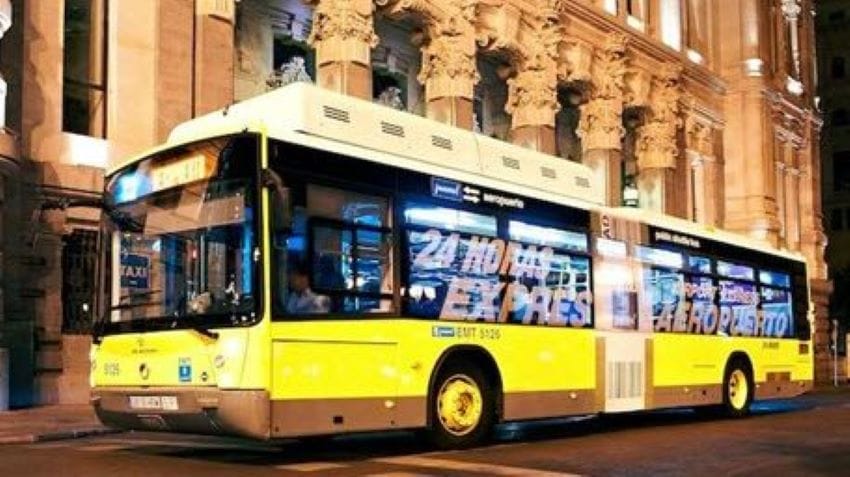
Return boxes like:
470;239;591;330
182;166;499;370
728;369;748;410
437;374;483;436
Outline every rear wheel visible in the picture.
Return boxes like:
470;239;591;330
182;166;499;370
427;363;495;449
722;358;753;417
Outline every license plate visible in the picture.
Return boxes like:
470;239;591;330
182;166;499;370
129;396;178;411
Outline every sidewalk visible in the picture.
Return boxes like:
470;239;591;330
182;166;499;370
0;404;119;445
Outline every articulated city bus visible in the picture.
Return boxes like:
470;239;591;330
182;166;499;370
90;83;813;448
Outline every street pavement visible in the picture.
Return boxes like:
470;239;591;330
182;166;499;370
0;404;116;444
1;390;849;476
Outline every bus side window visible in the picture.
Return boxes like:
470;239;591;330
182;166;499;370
271;200;312;316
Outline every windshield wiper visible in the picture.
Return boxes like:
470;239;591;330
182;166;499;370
109;300;164;311
108;289;163;311
190;326;219;340
118;289;162;303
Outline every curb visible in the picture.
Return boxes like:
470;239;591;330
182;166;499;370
0;427;122;445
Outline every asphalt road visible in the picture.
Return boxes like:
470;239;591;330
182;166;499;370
3;391;850;477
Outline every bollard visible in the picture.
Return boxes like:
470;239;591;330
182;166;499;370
0;347;7;411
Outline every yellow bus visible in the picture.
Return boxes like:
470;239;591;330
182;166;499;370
90;83;813;448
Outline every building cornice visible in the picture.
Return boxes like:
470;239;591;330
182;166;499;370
558;0;727;98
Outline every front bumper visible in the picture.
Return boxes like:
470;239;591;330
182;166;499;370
91;387;270;440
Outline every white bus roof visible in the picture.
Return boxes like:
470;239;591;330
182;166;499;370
604;206;806;264
156;82;604;209
111;82;803;265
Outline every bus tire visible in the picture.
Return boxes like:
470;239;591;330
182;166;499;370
722;357;753;418
427;362;495;449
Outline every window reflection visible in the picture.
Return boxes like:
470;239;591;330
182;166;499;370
404;205;592;327
273;184;394;316
404;206;497;236
508;220;588;253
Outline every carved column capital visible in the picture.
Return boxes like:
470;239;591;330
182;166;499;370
685;114;714;159
306;0;378;65
506;5;562;129
560;40;593;83
379;0;480;101
636;64;684;171
577;34;629;152
781;0;802;22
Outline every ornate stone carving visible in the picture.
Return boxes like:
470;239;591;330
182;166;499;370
266;57;313;90
780;0;802;21
476;2;524;62
625;68;651;107
306;0;378;65
505;2;562;129
577;34;629;152
780;0;802;79
685;114;714;158
636;64;684;170
560;40;593;83
376;86;406;110
378;0;480;101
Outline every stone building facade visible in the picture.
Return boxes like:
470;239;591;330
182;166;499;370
0;0;834;406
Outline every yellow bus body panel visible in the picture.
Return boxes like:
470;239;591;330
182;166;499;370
269;320;597;400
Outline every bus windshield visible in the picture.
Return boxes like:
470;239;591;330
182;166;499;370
101;135;260;333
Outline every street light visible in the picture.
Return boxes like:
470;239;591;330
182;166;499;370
623;179;639;208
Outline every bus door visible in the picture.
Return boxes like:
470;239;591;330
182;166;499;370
592;215;649;413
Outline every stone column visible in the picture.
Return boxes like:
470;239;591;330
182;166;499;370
684;115;716;224
21;0;64;161
780;0;803;81
635;64;683;214
798;118;827;279
774;159;787;243
784;145;801;252
376;0;478;128
194;0;236;116
578;34;628;206
307;0;378;100
417;2;478;129
506;5;561;154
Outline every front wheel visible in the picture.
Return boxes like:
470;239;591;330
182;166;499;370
722;359;753;417
427;363;495;449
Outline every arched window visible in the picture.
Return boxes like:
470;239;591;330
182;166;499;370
833;57;846;79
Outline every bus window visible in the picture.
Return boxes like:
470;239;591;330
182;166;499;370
308;184;389;227
310;223;393;314
759;270;791;288
273;183;394;317
759;269;794;338
759;286;794;338
718;279;759;336
404;205;496;236
717;260;755;281
643;267;686;332
503;221;591;326
634;246;684;269
684;274;719;335
507;220;588;253
402;209;593;327
404;205;498;320
594;238;636;330
687;255;712;274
